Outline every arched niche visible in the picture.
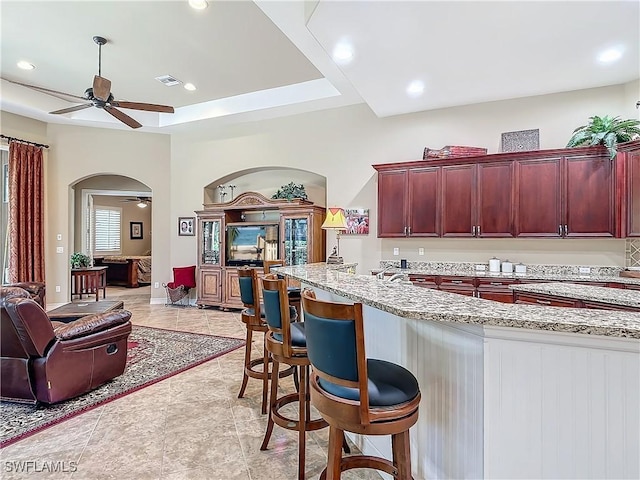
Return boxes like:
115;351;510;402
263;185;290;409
71;174;152;255
204;167;326;206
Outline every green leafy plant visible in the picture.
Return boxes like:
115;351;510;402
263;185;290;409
566;115;640;159
271;182;308;201
70;252;91;269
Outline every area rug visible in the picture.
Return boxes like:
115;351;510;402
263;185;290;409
0;326;244;448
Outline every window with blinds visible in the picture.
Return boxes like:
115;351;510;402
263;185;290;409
94;206;122;254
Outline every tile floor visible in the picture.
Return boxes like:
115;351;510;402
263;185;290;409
0;287;382;480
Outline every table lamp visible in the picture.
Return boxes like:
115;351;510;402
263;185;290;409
321;207;348;264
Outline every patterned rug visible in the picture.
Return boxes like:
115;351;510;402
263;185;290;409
0;326;244;448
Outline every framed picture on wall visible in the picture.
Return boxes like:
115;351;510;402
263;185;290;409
344;208;369;235
178;217;195;236
130;222;143;240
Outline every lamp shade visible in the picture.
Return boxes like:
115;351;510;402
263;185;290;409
321;207;347;230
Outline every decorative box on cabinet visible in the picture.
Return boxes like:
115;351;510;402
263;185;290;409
195;192;325;309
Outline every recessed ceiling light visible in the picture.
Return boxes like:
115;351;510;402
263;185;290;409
332;43;354;64
184;83;196;91
598;47;623;63
17;61;35;70
188;0;208;10
406;80;425;97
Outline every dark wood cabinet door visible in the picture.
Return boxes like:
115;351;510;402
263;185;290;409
408;167;440;236
477;162;514;237
441;164;475;237
514;157;562;237
627;151;640;237
378;170;408;237
564;155;614;237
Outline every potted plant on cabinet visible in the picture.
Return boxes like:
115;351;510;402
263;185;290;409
566;115;640;159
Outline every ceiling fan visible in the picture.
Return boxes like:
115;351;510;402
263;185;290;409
3;36;174;129
122;196;152;208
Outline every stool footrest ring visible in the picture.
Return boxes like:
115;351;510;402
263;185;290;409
272;392;328;432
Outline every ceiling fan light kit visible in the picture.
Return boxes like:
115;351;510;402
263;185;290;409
5;35;175;129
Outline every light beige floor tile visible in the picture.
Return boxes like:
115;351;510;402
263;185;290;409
3;289;382;480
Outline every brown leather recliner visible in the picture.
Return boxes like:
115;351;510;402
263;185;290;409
1;286;132;404
4;282;46;307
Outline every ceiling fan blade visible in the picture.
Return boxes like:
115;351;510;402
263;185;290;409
93;75;111;102
113;101;174;113
1;77;85;101
50;104;93;115
104;105;142;129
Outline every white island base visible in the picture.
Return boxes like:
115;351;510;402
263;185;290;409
311;288;639;480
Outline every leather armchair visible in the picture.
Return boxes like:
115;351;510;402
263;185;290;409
1;286;132;404
4;282;46;308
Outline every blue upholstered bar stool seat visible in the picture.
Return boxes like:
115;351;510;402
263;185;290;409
236;267;294;415
301;289;421;480
259;274;330;480
263;260;301;314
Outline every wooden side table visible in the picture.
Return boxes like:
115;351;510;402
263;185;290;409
71;266;108;301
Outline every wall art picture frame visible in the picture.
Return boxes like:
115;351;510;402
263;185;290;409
130;222;143;240
344;208;369;235
178;217;195;236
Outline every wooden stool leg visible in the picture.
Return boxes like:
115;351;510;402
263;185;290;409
392;430;412;480
261;334;269;414
298;364;308;480
238;326;253;399
326;426;344;480
260;358;280;450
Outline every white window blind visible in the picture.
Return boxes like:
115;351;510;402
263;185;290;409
94;206;121;254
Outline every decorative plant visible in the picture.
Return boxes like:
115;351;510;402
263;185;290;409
70;252;92;269
271;182;308;201
566;115;640;159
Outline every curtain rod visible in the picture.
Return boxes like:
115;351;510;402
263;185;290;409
0;134;49;149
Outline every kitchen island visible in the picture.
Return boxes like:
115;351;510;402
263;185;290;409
276;263;639;480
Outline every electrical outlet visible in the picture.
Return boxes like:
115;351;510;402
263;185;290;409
418;248;424;255
393;248;399;256
55;285;61;292
579;266;591;274
475;264;487;271
56;246;63;253
154;282;160;288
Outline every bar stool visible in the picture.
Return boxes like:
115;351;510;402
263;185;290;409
263;259;301;314
236;267;294;414
301;289;421;480
259;274;327;479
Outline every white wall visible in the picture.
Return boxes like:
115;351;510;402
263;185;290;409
43;123;170;304
2;81;635;303
172;83;633;274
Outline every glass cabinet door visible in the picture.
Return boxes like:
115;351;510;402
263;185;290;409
283;217;309;265
201;219;221;266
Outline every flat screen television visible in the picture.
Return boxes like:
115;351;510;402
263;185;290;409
225;224;279;267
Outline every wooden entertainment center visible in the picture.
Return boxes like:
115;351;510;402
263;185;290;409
195;192;326;309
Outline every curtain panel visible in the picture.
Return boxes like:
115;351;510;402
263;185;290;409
8;141;45;283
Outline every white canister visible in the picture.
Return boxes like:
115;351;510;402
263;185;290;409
515;263;527;274
489;257;501;273
501;260;514;273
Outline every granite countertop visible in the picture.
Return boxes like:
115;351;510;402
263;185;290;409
511;282;640;309
371;267;640;286
278;263;640;339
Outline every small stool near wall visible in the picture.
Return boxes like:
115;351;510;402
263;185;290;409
237;267;294;414
260;274;327;479
301;289;421;480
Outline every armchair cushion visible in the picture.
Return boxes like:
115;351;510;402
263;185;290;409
4;282;45;308
53;310;132;341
